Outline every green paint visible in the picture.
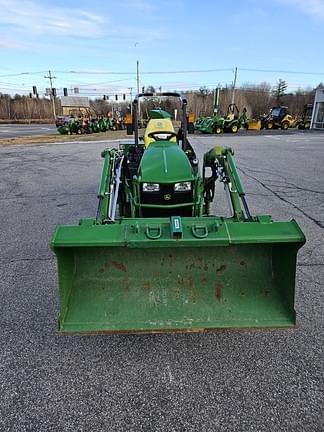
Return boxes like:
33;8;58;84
139;141;194;183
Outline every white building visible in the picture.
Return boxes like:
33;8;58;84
311;89;324;129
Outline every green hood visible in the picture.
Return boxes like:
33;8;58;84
139;141;194;183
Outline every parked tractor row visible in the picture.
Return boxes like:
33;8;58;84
56;116;126;135
194;104;313;134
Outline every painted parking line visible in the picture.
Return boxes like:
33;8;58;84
263;135;282;140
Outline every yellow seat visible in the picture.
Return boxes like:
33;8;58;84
143;119;177;148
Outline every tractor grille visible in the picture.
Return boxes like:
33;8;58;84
140;184;193;217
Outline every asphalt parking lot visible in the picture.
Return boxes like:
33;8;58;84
0;132;323;431
0;123;56;138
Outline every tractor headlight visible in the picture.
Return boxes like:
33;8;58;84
142;183;160;192
174;182;191;192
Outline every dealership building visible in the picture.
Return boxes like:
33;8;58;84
311;89;324;129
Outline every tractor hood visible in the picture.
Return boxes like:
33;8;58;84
139;141;194;183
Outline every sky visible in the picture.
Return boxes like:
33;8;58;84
1;0;324;98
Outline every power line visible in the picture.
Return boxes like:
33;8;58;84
2;67;324;79
53;68;234;75
48;67;324;76
240;68;324;76
0;71;47;78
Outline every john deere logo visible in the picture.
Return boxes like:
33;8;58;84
164;194;171;201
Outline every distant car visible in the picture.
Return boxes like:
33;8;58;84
55;116;73;127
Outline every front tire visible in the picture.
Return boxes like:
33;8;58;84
231;123;238;133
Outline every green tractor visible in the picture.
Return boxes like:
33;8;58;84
194;105;247;135
57;118;83;135
194;115;224;134
223;104;248;133
51;92;305;334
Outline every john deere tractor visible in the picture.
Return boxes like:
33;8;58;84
51;92;305;334
223;104;248;133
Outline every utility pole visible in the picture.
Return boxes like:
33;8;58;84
44;70;56;119
136;60;140;116
136;61;140;95
128;87;133;114
214;87;220;114
231;67;238;105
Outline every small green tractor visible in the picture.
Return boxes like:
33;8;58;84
51;92;305;334
194;104;248;134
194;115;224;134
223;104;248;133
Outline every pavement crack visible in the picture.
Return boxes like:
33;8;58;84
0;192;94;201
240;165;324;195
238;167;324;229
1;257;53;264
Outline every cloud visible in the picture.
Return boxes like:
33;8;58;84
0;0;105;38
0;40;24;49
276;0;324;22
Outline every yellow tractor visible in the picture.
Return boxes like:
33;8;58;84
262;106;297;130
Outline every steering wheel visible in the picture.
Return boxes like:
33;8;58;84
147;131;177;141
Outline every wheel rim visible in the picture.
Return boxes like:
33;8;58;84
232;125;238;133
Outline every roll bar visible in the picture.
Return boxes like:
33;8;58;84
132;92;188;147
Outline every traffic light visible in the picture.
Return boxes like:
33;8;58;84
115;94;118;101
32;86;37;95
123;93;126;100
52;88;57;97
142;86;145;93
63;88;68;96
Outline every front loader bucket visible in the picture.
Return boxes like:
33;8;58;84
247;119;261;130
51;217;305;334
